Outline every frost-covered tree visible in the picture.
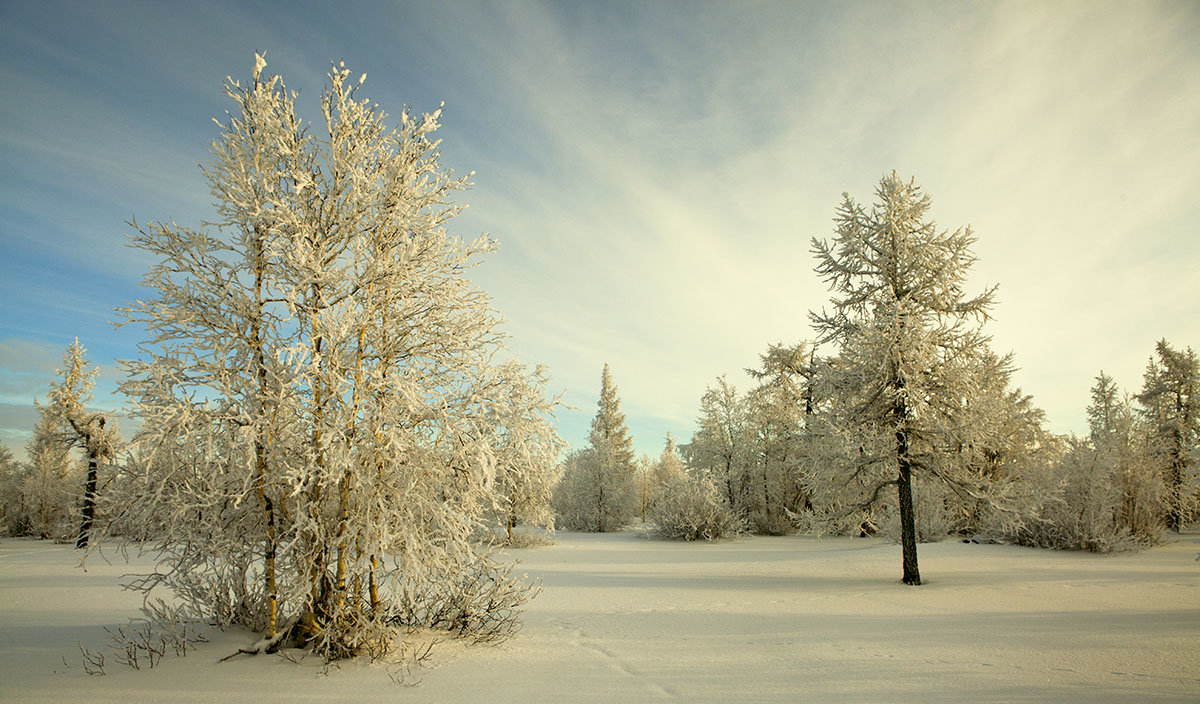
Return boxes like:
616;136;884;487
0;444;26;537
1088;372;1121;438
590;363;635;471
933;350;1055;538
684;376;750;514
650;472;748;542
106;55;560;659
633;453;655;523
634;434;689;522
1007;373;1162;551
553;364;636;531
37;339;118;549
484;361;564;541
653;433;688;489
808;172;999;585
744;343;812;533
1136;340;1199;531
21;411;81;540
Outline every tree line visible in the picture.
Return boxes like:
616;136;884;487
555;174;1198;586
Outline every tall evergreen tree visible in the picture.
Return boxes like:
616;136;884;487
1088;372;1121;441
684;376;748;513
554;364;636;531
744;343;810;533
590;363;635;471
1137;339;1199;531
809;172;997;585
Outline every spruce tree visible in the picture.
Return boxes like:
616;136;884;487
685;376;748;514
590;363;635;470
555;364;636;531
1137;340;1199;531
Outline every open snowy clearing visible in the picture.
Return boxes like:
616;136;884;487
2;532;1198;703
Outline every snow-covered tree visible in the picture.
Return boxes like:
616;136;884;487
1088;372;1121;439
634;434;689;523
0;444;26;537
934;350;1055;537
652;433;688;492
650;472;748;541
744;343;812;533
633;453;655;524
1136;340;1199;531
553;364;636;531
484;361;564;542
808;172;1000;585
1007;373;1162;551
683;376;750;515
107;55;560;659
21;411;81;540
37;339;118;549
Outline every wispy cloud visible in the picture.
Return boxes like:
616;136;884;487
0;0;1195;458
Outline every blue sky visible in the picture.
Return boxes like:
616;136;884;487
2;0;1198;460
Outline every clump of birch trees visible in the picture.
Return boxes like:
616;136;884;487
99;56;560;660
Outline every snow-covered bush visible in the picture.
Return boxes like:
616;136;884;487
997;373;1166;552
1003;440;1165;553
650;474;747;542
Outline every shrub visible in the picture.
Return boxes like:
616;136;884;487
650;474;747;541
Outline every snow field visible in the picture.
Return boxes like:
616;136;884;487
1;532;1197;703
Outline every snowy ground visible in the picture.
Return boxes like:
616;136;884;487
2;531;1198;703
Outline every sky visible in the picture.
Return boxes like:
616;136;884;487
1;0;1198;462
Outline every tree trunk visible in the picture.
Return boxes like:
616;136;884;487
895;427;921;586
1168;449;1183;533
76;447;99;549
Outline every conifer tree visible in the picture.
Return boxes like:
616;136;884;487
684;376;748;513
554;364;636;531
1137;340;1199;531
809;172;998;585
744;343;810;533
636;434;688;522
653;432;688;487
1088;372;1121;440
590;363;635;471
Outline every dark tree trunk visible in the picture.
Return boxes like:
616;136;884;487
76;449;99;549
1168;449;1183;533
895;418;921;585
